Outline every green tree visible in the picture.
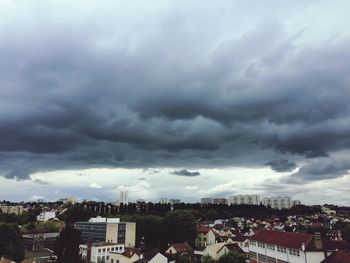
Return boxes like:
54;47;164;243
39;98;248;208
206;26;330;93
202;255;216;263
218;252;245;263
163;210;196;247
55;224;81;263
59;205;95;223
342;225;350;243
0;223;25;262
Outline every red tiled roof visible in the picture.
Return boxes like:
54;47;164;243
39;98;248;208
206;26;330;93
197;226;212;234
321;250;350;263
122;248;142;258
218;243;244;254
171;242;193;253
250;230;313;250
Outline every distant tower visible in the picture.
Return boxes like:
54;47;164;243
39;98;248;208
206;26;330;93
120;191;129;204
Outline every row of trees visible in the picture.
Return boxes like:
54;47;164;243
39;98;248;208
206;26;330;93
80;202;321;219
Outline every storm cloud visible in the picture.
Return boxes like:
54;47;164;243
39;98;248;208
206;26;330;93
172;169;201;177
0;0;350;188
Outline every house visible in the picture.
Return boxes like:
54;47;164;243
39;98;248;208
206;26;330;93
217;243;245;258
134;251;168;263
195;227;216;248
321;250;350;263
249;230;350;263
109;247;143;263
201;243;227;260
165;242;193;256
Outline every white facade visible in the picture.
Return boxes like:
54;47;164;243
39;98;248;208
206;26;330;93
249;240;331;263
36;211;56;222
227;195;260;205
262;197;292;209
201;198;213;204
80;243;125;263
293;200;301;207
120;191;129;204
159;198;168;204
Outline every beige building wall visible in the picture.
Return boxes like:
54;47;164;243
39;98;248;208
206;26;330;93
105;222;136;247
125;222;136;247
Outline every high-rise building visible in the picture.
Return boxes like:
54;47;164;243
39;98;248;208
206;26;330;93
119;191;129;204
201;198;214;204
293;200;301;206
262;196;292;209
159;198;168;204
227;195;260;205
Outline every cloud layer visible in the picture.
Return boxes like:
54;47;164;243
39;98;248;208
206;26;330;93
0;0;350;201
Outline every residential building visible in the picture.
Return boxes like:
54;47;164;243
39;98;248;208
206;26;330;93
293;200;301;207
227;195;261;206
159;198;168;204
248;230;350;263
213;198;227;205
109;247;143;263
134;251;168;263
201;198;213;204
79;242;125;263
262;197;292;209
120;191;129;204
165;242;193;256
0;204;26;215
36;211;56;222
195;227;216;248
58;197;76;204
75;217;136;247
169;199;181;205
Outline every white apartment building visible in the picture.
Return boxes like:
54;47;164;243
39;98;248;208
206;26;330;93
80;242;125;263
159;198;168;204
0;204;26;215
262;197;292;209
201;198;214;204
36;211;56;222
293;200;301;207
248;230;350;263
227;195;261;205
120;191;129;204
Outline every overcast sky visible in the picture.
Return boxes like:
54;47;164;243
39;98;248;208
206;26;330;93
1;0;350;204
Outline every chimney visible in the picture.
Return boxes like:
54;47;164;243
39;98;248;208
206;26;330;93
314;232;323;250
87;239;92;263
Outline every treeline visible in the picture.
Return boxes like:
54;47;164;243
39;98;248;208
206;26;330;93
0;208;41;225
78;201;321;219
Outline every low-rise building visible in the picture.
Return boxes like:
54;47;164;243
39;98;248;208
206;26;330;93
36;211;56;222
79;242;125;263
109;247;143;263
195;227;216;248
248;230;350;263
75;217;136;247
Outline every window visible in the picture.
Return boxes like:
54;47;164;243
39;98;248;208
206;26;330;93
267;257;276;263
277;246;287;253
111;260;114;263
289;249;300;257
249;252;257;260
249;240;256;246
258;242;265;248
98;249;101;253
258;254;267;263
266;244;275;250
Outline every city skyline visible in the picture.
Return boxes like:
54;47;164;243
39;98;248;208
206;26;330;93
1;1;350;205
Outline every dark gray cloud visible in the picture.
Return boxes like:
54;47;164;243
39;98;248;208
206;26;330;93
171;169;201;177
285;158;350;183
0;0;350;185
265;159;297;172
